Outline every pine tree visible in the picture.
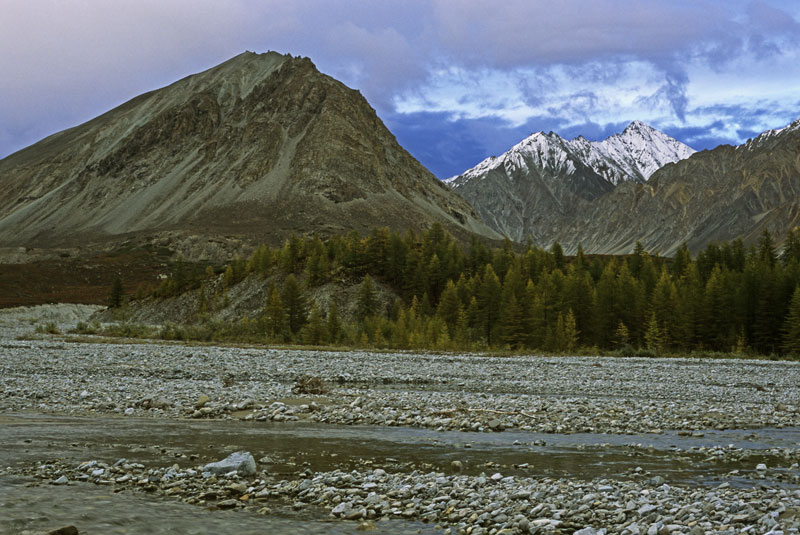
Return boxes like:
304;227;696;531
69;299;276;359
500;294;525;348
575;243;586;271
758;229;777;268
651;270;678;345
282;274;308;336
264;285;288;341
326;302;342;344
551;242;565;271
782;286;800;354
671;243;692;278
356;274;379;320
436;280;461;333
563;309;579;352
223;265;235;289
644;311;663;351
305;239;329;286
478;264;502;346
614;321;630;347
783;228;800;266
108;276;123;309
552;313;567;352
301;303;328;345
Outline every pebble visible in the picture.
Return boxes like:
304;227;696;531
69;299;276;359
14;456;800;534
2;336;799;435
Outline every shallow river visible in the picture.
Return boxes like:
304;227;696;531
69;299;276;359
2;413;798;533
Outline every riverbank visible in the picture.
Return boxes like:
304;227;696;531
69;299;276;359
2;306;800;533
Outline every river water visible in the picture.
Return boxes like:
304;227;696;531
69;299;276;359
1;413;798;533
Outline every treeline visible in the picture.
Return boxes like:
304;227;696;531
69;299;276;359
146;223;800;356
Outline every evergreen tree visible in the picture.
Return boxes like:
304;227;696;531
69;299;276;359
500;294;525;348
108;276;123;308
282;274;308;336
301;303;328;345
478;265;502;346
575;243;587;271
644;311;663;351
651;270;678;345
436;280;461;333
356;274;379;320
629;241;645;278
264;285;288;341
305;238;329;286
593;260;619;347
614;321;630;347
781;286;800;354
550;242;565;271
563;309;579;352
671;243;691;278
223;265;235;289
326;302;342;344
784;228;800;266
758;229;777;268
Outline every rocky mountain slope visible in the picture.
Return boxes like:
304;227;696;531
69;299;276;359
545;118;800;255
0;51;498;260
446;122;694;242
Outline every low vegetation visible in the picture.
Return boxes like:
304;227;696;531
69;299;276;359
104;224;800;358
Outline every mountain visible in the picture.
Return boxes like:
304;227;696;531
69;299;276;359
445;122;695;242
543;118;800;255
0;51;498;260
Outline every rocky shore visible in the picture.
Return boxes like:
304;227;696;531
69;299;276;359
11;451;800;535
2;335;799;435
2;307;800;533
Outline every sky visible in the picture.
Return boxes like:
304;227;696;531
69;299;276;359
2;1;800;178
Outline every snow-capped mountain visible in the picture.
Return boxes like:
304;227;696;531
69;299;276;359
541;116;800;255
445;122;695;243
447;121;694;188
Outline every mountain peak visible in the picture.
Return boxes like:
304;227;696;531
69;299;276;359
0;52;498;251
622;120;654;133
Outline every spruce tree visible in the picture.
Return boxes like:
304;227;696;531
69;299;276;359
550;242;565;272
282;274;308;336
614;321;630;347
436;280;461;333
781;286;800;354
302;303;328;345
326;302;342;344
478;265;502;346
644;311;663;351
563;309;579;352
783;228;800;266
108;276;123;309
758;229;777;268
264;285;288;341
356;274;379;320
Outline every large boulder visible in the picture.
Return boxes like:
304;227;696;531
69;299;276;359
202;451;257;476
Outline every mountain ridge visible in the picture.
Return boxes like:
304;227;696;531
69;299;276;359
0;51;500;260
445;121;695;242
537;116;800;255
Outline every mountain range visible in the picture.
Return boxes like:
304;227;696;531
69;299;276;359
449;117;800;254
446;122;695;244
1;50;799;263
0;51;498;262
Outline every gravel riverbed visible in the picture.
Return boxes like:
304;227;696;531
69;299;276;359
2;306;800;534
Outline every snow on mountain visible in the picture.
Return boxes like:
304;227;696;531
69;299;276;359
447;121;695;187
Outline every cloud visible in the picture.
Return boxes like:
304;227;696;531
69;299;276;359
1;0;799;175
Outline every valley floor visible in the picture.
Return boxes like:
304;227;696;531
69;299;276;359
1;305;800;534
